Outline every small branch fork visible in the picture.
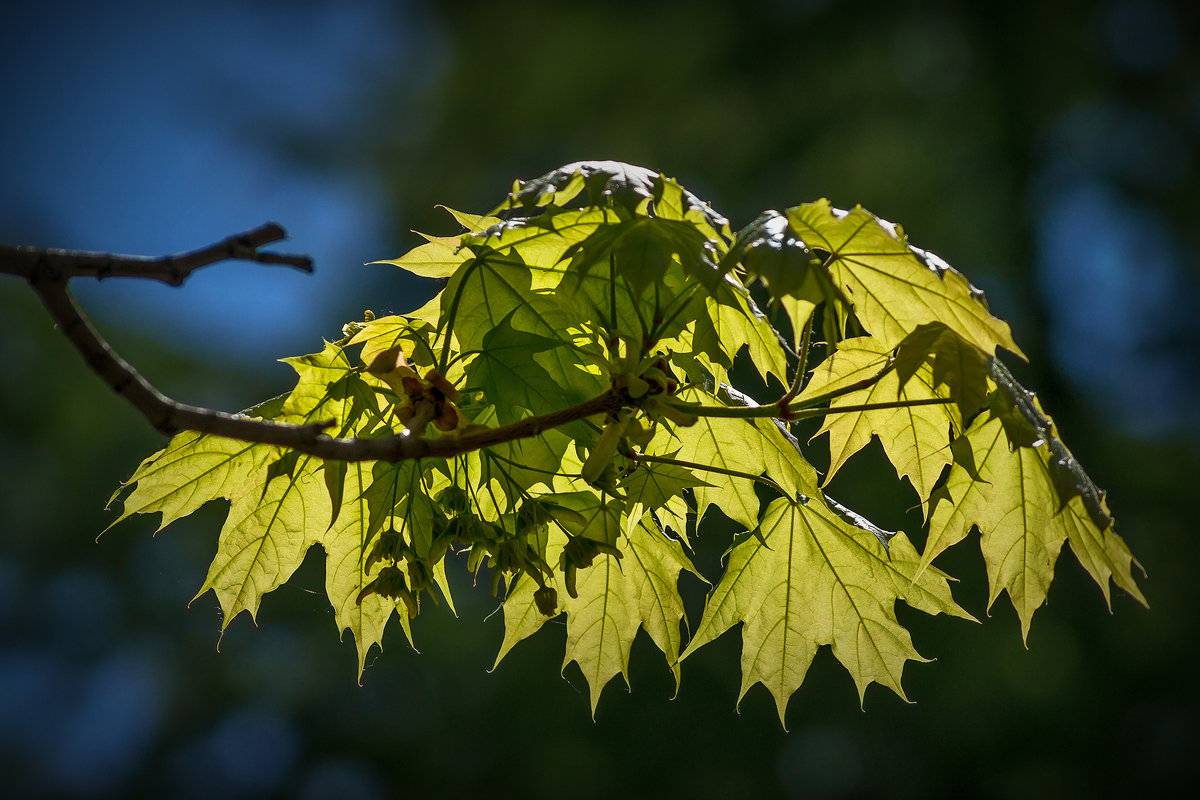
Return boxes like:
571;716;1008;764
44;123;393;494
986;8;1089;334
0;223;312;285
1;223;940;464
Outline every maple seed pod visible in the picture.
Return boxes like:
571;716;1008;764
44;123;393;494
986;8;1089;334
625;374;651;399
560;535;603;594
642;367;671;394
467;544;487;575
406;558;432;592
516;500;551;534
356;564;408;606
399;375;425;398
398;586;419;619
534;585;558;616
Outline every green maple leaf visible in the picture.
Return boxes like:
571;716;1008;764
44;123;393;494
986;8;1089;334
786;200;1023;358
495;516;700;714
1058;495;1146;611
618;459;710;536
539;490;624;547
894;322;992;420
195;457;329;631
660;388;818;530
437;204;501;233
723;210;822;300
193;343;388;632
563;215;721;294
470;208;610;270
322;460;413;678
370;235;469;279
465;312;595;423
925;404;1145;640
693;284;790;388
498;162;725;233
681;497;972;726
441;250;598;395
802;336;960;502
107;396;284;531
347;315;441;374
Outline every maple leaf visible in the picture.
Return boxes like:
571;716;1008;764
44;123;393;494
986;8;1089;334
924;400;1145;640
681;497;972;726
323;460;412;677
786;199;1024;358
495;517;700;715
465;312;596;423
801;336;960;502
107;396;285;532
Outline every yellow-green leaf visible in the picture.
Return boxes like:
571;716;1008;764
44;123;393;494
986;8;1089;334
681;497;970;726
926;409;1145;639
370;235;468;279
195;458;330;630
802;336;959;501
494;518;698;715
322;461;411;678
786;200;1023;358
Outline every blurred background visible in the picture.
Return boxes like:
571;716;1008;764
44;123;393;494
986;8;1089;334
1;1;1197;797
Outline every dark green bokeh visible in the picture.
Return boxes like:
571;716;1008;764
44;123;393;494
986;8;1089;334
1;1;1196;797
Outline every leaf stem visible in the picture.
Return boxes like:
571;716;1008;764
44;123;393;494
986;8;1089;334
777;315;814;414
628;451;793;502
664;393;950;421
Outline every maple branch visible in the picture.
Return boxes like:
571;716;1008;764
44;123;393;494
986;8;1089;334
3;225;624;463
0;222;312;284
28;277;337;440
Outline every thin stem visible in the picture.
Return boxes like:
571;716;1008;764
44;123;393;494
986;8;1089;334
606;251;619;351
628;451;794;503
778;314;814;412
804;397;951;417
437;256;481;371
664;392;949;421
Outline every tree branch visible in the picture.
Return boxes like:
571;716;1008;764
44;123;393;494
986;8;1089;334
0;222;312;284
4;223;933;469
29;276;622;461
3;225;623;464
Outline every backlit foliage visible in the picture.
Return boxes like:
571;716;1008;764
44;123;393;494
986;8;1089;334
109;161;1144;725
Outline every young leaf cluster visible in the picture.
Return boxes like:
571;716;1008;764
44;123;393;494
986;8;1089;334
109;160;1145;725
